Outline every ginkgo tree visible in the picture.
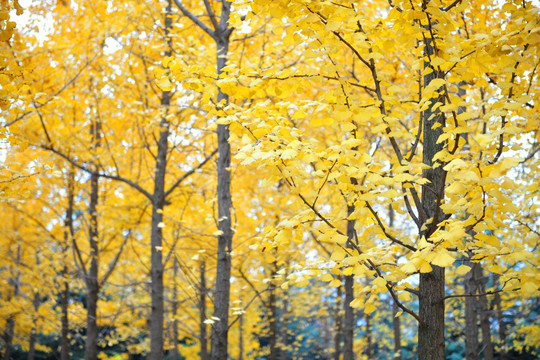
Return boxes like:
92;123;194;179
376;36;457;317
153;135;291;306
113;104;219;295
222;0;539;359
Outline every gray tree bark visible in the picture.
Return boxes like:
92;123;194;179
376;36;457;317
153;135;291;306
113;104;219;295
418;27;446;360
85;116;101;360
199;261;208;360
334;285;342;360
170;258;179;360
475;265;494;360
61;167;74;360
392;300;403;360
493;274;507;360
343;204;355;360
269;267;278;360
148;1;173;359
464;260;479;360
210;3;234;359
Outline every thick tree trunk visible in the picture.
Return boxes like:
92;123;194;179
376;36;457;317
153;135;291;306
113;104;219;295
334;285;342;360
3;318;15;360
199;261;208;360
210;4;233;357
418;26;446;360
464;260;479;360
149;2;173;359
343;204;355;360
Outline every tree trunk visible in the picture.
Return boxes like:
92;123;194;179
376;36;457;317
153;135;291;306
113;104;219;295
493;274;506;360
199;261;208;360
393;300;403;360
334;285;342;360
149;2;173;359
61;166;74;360
280;288;289;360
210;4;233;358
365;312;372;359
418;25;446;360
61;277;70;360
3;318;15;360
170;258;179;360
464;260;479;360
238;311;244;360
343;204;355;360
85;164;100;360
269;267;278;360
475;265;494;360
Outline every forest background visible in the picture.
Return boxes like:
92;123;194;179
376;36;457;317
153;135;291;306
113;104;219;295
0;0;539;359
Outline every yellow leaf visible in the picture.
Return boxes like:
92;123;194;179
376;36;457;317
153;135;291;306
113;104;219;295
364;303;377;314
521;281;538;297
331;246;346;262
430;251;455;267
280;148;298;160
455;265;471;275
329;279;342;287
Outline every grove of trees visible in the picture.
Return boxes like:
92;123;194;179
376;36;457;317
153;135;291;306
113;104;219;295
1;0;539;359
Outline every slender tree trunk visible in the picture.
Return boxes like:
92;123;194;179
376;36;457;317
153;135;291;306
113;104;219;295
238;312;244;360
393;300;403;360
388;205;403;360
200;261;208;360
61;276;70;360
149;2;173;359
86;160;100;360
475;265;494;360
365;312;373;359
493;274;506;360
334;285;342;360
170;259;179;360
343;204;355;360
61;166;74;360
464;260;479;360
418;28;446;360
280;289;289;360
210;4;233;358
269;267;278;360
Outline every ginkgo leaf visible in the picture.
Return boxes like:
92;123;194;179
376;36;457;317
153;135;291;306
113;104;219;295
430;251;455;267
331;247;346;262
281;148;298;160
455;265;471;275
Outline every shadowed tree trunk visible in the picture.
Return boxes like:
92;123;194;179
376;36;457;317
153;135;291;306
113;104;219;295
3;317;15;360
